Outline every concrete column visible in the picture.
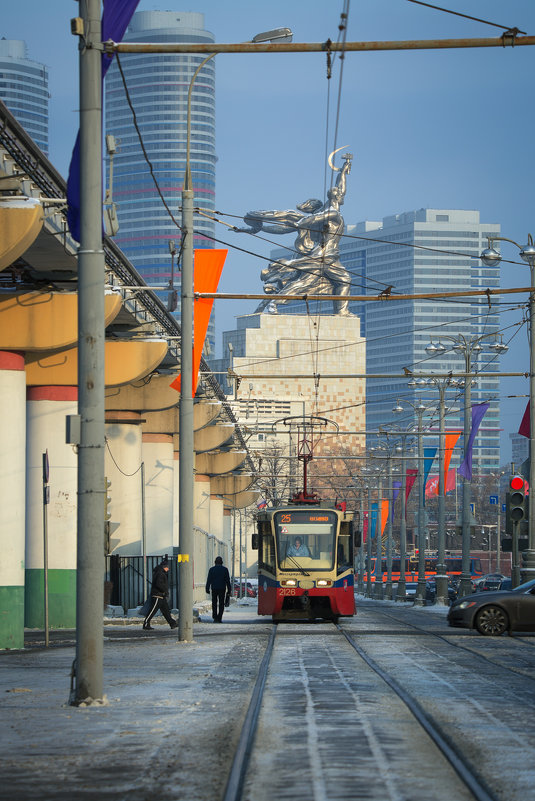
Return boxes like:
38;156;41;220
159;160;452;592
25;386;78;628
0;351;26;648
194;474;211;533
142;433;174;554
105;412;143;555
210;494;224;542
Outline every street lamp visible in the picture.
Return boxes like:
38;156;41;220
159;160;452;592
426;332;501;597
372;436;403;600
393;398;429;606
179;28;293;641
419;368;457;605
481;235;535;583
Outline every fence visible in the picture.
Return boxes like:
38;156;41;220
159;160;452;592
106;555;179;612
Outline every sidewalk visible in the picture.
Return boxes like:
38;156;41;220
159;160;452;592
0;599;268;801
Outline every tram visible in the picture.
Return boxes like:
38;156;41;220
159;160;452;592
253;500;359;622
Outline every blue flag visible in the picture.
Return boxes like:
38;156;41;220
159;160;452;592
67;0;140;242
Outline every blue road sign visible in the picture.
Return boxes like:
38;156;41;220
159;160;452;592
489;495;498;505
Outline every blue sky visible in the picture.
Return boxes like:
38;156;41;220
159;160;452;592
3;1;535;460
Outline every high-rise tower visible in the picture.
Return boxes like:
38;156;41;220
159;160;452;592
104;11;216;350
0;39;49;155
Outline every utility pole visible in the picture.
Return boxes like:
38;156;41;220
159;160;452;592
73;0;105;704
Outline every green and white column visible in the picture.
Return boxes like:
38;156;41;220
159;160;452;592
25;386;78;628
0;351;26;649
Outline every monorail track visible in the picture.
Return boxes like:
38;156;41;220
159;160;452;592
222;619;512;801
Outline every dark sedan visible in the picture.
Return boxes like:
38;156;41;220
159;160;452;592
447;578;535;635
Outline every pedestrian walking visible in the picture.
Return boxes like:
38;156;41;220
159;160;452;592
143;558;178;630
205;556;231;622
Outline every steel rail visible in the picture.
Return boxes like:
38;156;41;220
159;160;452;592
222;624;277;801
370;606;535;677
339;625;499;801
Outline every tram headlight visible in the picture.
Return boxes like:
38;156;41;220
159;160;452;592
316;580;332;587
281;579;297;587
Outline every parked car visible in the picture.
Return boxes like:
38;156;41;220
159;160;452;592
478;574;507;592
425;578;458;605
447;578;535;635
233;580;256;598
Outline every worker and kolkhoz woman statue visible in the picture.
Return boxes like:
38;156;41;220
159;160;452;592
235;148;353;316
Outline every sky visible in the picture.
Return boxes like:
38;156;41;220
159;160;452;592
2;0;535;461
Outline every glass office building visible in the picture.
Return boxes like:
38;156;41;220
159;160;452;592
104;11;216;351
0;40;48;155
348;208;502;474
266;208;502;474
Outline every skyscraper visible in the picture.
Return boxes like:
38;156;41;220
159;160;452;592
0;39;48;155
344;208;502;474
104;11;216;351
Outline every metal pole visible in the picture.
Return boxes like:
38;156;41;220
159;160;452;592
239;510;243;597
357;489;365;593
178;53;216;642
374;475;383;599
521;257;535;582
141;462;147;597
110;34;535;55
435;386;448;605
178;185;194;642
73;0;105;704
366;485;372;597
496;501;501;574
460;352;473;597
415;412;427;606
42;451;49;648
397;435;408;601
385;456;393;600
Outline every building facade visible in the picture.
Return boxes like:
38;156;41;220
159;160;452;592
104;11;217;351
0;39;48;155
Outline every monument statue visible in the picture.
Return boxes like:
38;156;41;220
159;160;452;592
235;149;353;315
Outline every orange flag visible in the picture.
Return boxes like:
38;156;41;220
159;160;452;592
170;249;227;396
443;431;461;495
380;499;389;536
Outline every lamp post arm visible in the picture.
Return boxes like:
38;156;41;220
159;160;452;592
185;53;216;190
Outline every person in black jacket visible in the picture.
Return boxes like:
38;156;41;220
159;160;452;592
143;558;178;630
205;556;231;622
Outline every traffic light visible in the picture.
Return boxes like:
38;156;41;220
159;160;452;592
509;475;527;523
104;477;112;521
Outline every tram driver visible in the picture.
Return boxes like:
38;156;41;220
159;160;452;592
286;537;311;558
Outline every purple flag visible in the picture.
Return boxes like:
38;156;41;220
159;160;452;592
457;403;489;481
391;481;401;520
519;400;530;439
67;0;140;242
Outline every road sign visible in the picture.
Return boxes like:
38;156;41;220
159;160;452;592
489;495;498;505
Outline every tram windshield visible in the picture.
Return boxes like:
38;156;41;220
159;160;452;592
274;510;337;571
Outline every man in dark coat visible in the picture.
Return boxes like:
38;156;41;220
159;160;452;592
205;556;231;622
143;558;178;630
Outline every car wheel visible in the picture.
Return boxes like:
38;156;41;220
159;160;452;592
475;605;508;636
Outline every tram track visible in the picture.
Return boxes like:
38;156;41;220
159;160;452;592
222;621;503;801
368;605;535;680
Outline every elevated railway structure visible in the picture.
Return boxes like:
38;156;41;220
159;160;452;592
0;98;257;648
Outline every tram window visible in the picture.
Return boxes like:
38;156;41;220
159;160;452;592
337;535;352;574
261;532;276;574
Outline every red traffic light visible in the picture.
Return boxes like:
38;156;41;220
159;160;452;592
510;476;525;491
